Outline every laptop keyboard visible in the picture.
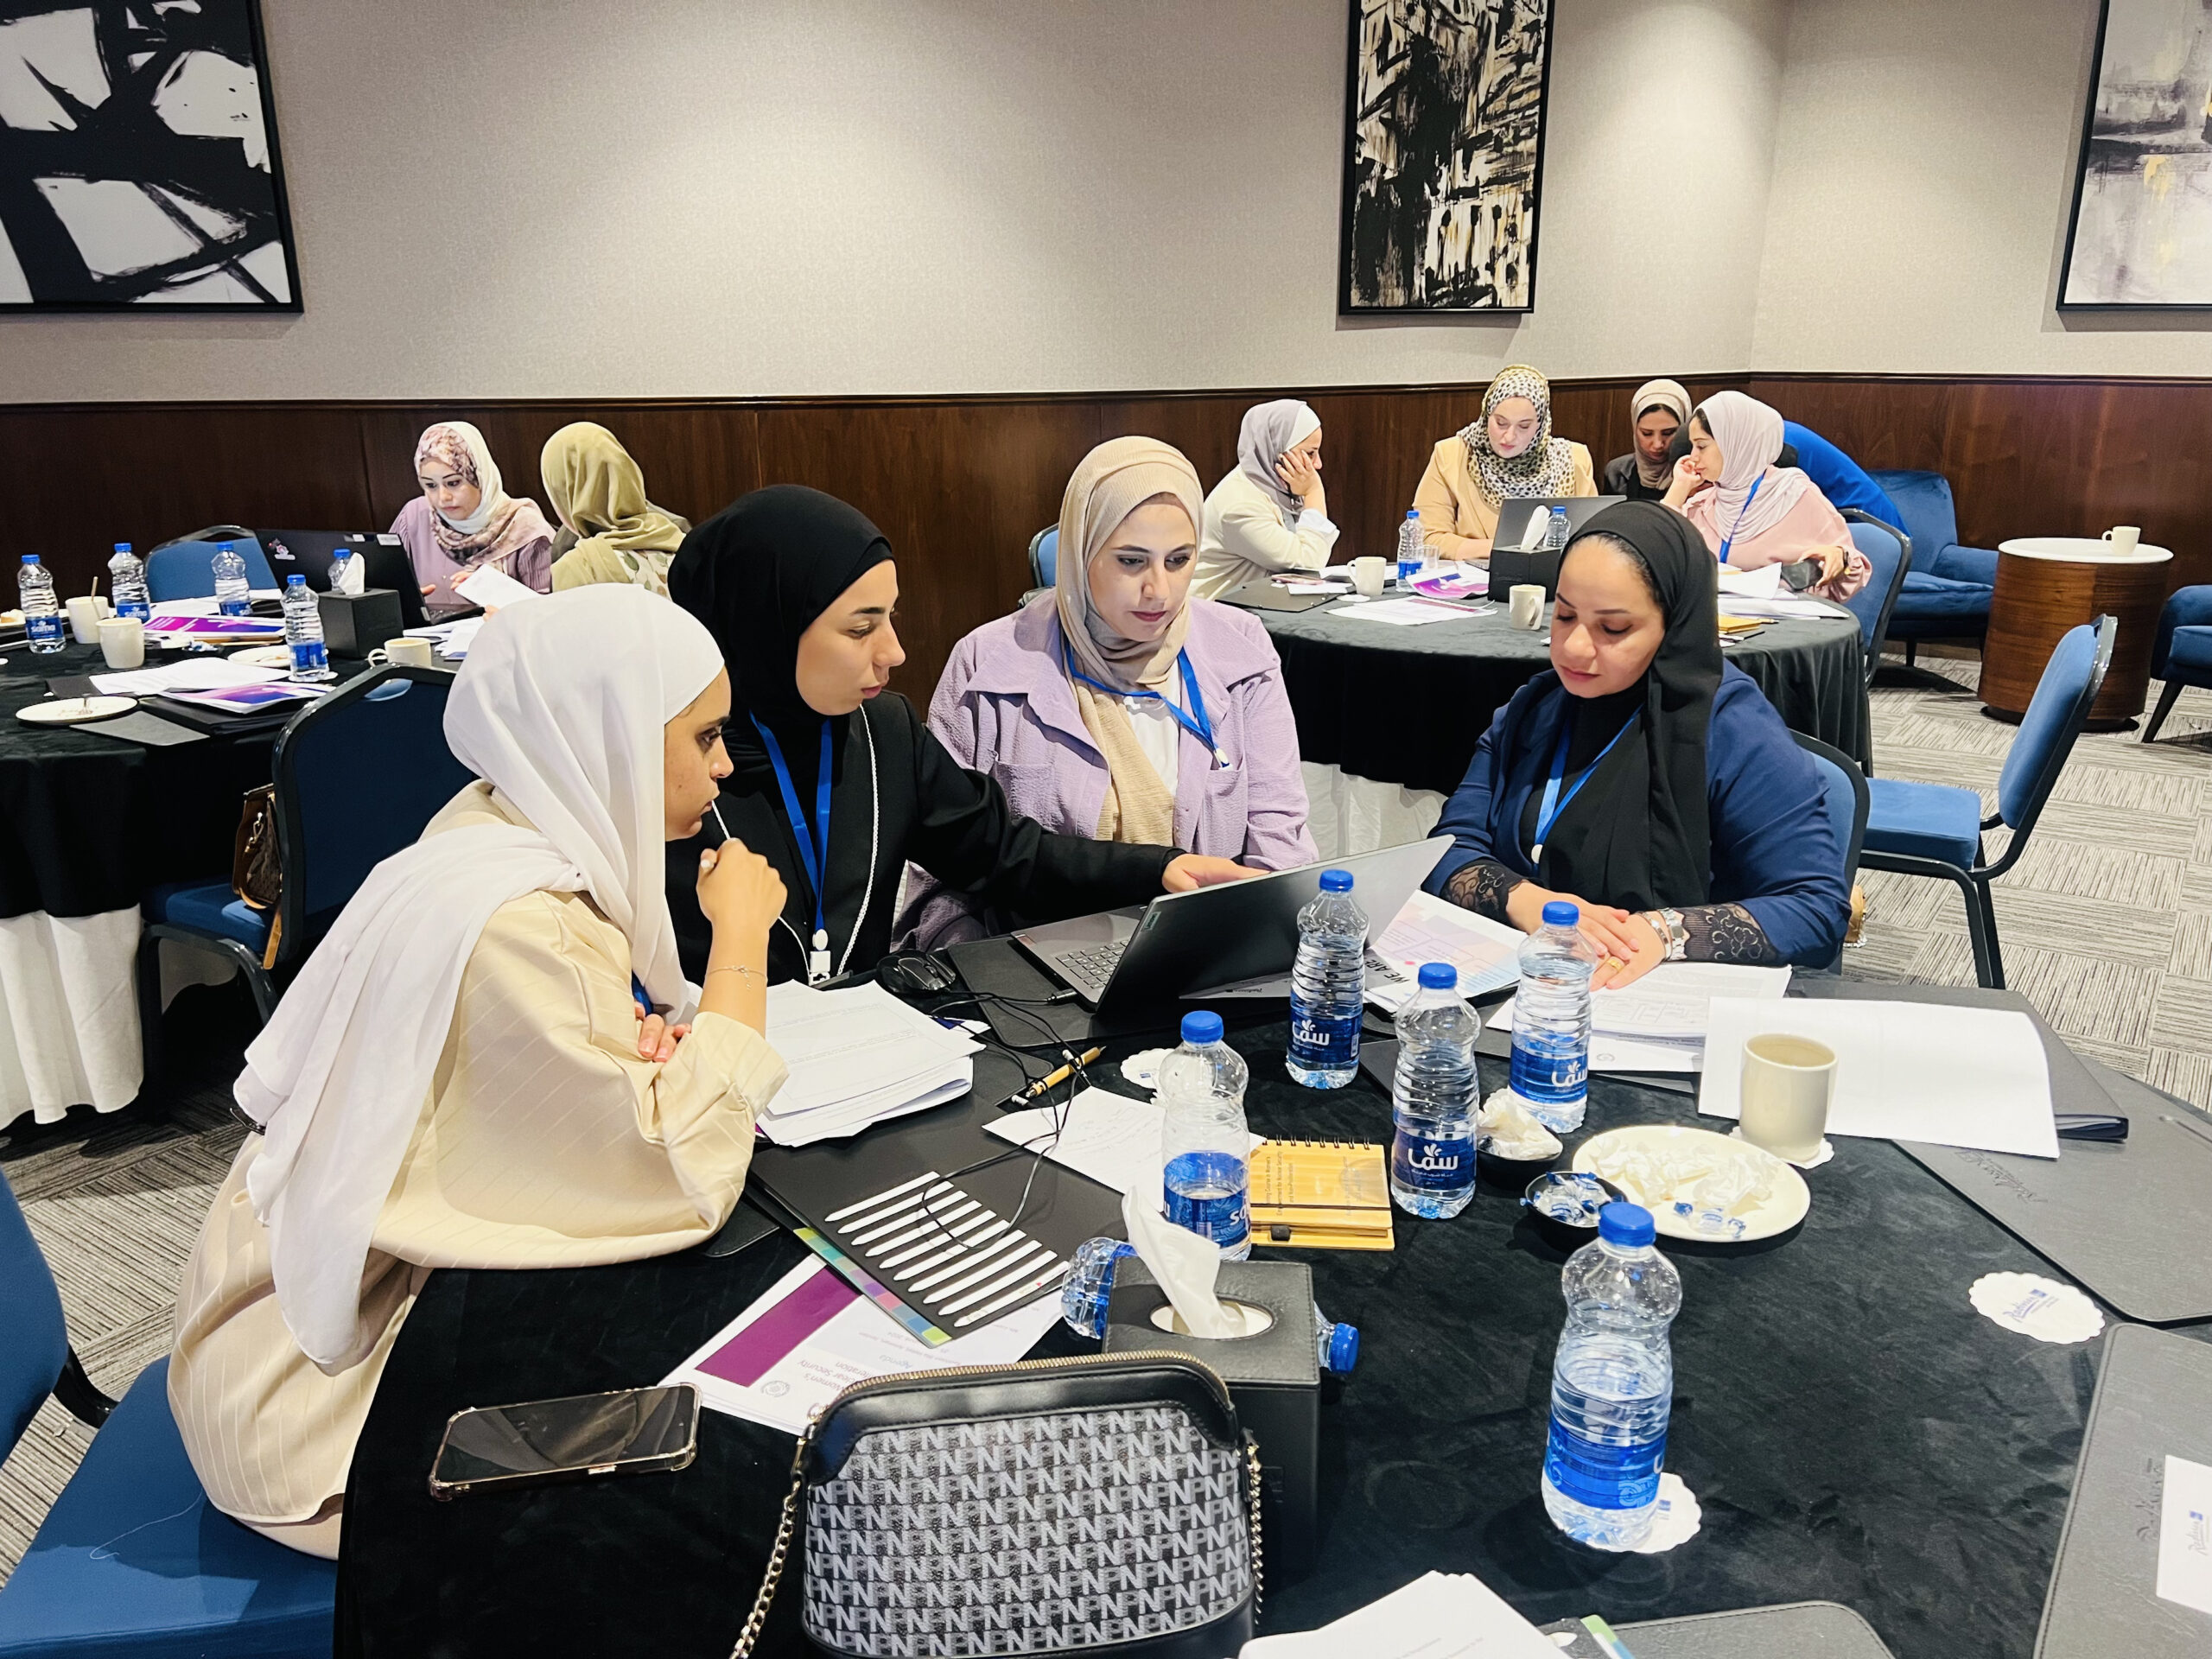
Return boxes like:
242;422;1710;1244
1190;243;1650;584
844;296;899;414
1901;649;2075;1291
1059;938;1128;994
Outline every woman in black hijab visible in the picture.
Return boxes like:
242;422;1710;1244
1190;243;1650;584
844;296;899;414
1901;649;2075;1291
665;486;1251;984
1422;500;1849;982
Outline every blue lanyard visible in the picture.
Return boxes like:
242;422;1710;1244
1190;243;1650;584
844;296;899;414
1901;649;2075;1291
1717;474;1764;565
630;975;654;1017
1064;645;1224;767
1531;715;1636;861
751;715;835;955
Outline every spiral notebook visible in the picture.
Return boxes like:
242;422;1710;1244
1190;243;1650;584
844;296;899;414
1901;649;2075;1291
1248;1140;1395;1251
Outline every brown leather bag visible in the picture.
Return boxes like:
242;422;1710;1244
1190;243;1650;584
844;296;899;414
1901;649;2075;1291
232;785;283;969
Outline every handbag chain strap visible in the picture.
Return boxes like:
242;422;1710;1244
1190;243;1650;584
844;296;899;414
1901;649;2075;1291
729;1430;810;1659
1246;1433;1266;1625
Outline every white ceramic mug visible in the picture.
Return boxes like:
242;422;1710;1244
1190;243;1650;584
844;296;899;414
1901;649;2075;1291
1509;583;1547;629
370;637;436;669
98;615;144;671
1349;556;1388;598
65;594;112;645
2102;525;2141;556
1739;1033;1837;1163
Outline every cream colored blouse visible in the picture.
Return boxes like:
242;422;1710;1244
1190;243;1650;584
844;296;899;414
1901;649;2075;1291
1193;467;1341;601
168;786;785;1535
1412;435;1597;561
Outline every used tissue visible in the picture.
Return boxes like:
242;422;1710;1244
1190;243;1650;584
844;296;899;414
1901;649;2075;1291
1120;1191;1268;1338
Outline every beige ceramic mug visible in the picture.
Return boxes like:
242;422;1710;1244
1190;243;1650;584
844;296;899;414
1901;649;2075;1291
1349;556;1389;598
66;594;112;645
2101;525;2141;556
98;615;144;671
370;637;436;669
1509;583;1547;629
1739;1033;1836;1163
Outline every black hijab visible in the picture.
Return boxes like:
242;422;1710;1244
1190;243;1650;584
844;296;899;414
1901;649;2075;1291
1535;499;1721;912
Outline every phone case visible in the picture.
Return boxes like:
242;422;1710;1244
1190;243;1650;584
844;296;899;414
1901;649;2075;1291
427;1384;701;1500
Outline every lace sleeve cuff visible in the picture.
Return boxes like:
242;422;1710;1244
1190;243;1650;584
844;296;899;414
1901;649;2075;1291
1443;857;1522;925
1675;901;1779;965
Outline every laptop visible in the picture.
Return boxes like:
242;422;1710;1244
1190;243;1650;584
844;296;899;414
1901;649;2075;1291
1489;495;1625;599
257;530;433;630
1014;837;1452;1013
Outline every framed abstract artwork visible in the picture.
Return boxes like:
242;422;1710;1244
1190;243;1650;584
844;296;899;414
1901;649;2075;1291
2061;0;2212;308
0;0;299;310
1338;0;1555;315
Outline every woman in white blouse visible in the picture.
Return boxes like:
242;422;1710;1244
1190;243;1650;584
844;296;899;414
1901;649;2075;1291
1192;399;1340;600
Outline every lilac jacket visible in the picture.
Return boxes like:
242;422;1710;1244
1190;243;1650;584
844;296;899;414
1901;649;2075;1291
898;595;1318;950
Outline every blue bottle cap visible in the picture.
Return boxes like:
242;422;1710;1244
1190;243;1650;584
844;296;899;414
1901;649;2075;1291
112;543;130;554
1325;1323;1360;1375
1405;509;1420;518
285;573;306;586
1417;962;1457;990
1319;868;1353;893
1541;899;1580;927
1180;1010;1224;1046
20;554;36;564
1598;1202;1656;1247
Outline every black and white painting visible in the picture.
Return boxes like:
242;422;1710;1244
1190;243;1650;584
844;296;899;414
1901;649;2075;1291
1339;0;1554;315
2062;0;2212;308
0;0;297;309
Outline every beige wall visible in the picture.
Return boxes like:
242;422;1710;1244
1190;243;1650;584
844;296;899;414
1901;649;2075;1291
0;0;1788;404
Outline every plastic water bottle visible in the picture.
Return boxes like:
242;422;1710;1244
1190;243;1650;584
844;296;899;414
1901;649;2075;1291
1159;1010;1251;1261
1395;510;1423;585
107;543;150;620
1389;963;1481;1219
1314;1305;1360;1376
211;542;251;616
1060;1236;1135;1338
1541;1202;1682;1548
1542;505;1571;555
17;556;65;654
281;574;334;683
1512;901;1597;1134
1287;869;1365;1088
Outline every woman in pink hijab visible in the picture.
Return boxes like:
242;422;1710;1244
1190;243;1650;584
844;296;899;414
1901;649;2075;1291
390;422;556;616
1662;391;1869;601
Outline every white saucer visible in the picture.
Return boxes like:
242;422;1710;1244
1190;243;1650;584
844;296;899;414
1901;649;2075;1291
1573;1123;1810;1243
17;695;137;725
231;645;294;670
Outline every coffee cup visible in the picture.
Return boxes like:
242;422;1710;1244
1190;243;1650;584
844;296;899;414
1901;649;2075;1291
98;615;144;671
1509;583;1547;629
66;594;112;644
1738;1033;1836;1163
2101;525;2140;556
370;637;436;669
1349;556;1388;598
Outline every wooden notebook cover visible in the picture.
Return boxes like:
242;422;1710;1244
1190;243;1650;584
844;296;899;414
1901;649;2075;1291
1249;1141;1390;1231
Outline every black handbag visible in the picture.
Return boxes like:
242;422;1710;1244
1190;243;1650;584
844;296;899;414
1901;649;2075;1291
729;1351;1263;1659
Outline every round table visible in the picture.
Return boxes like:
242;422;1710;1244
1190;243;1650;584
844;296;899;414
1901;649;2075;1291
1982;538;2174;728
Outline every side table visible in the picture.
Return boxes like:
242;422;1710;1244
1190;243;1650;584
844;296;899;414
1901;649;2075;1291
1980;537;2172;728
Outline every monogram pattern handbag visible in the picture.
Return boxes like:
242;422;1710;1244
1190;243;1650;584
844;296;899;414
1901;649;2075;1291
729;1351;1262;1659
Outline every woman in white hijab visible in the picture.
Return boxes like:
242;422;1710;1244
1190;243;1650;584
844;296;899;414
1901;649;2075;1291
1192;398;1340;601
168;588;790;1560
391;420;558;615
1663;390;1870;601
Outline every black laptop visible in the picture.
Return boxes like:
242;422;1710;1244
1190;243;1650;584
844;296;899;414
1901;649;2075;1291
257;531;432;631
1489;496;1625;598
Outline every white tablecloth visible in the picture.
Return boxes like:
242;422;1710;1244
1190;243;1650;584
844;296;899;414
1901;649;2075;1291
1300;762;1446;861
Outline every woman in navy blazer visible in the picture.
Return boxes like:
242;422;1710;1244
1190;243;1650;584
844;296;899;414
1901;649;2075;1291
1423;501;1849;984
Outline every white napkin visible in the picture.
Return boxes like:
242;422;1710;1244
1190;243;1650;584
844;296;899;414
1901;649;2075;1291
332;554;366;597
1121;1190;1239;1338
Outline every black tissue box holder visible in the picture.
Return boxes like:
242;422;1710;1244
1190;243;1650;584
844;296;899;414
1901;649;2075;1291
1103;1257;1319;1575
315;589;404;659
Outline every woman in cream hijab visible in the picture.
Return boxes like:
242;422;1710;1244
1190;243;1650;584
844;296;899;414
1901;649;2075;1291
1413;364;1598;562
1602;378;1692;503
900;437;1312;950
541;422;690;595
1192;398;1339;601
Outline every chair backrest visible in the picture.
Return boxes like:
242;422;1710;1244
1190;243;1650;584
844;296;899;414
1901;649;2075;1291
1028;526;1058;589
0;1169;67;1464
1996;615;2116;836
144;531;278;601
1792;730;1869;889
272;666;475;969
1840;510;1911;683
1866;470;1960;573
1781;422;1905;531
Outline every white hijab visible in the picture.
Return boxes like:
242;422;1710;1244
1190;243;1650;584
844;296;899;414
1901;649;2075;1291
236;586;726;1370
1235;398;1322;519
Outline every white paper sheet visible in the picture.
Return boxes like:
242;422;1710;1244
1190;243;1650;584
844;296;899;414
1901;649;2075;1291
1719;594;1857;621
664;1258;1060;1435
450;565;543;608
1366;890;1522;1011
89;658;286;695
1240;1569;1558;1659
2158;1453;2212;1617
984;1086;1265;1198
757;982;979;1145
1484;962;1788;1042
1696;996;2059;1158
1716;562;1784;598
1333;595;1484;626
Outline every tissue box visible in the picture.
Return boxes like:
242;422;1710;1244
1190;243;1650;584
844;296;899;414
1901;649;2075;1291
1104;1257;1319;1574
315;589;403;658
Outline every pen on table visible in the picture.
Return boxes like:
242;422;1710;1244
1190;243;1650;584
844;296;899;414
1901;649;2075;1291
1012;1047;1103;1104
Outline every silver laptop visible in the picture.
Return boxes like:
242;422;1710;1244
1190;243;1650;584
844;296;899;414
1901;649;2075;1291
1014;838;1452;1012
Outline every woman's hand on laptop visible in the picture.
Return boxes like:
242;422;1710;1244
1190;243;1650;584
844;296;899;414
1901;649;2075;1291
1162;855;1263;893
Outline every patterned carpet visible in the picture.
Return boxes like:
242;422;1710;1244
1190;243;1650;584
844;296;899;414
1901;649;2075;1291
3;651;2209;1580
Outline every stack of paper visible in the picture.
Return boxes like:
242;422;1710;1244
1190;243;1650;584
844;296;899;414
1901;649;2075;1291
90;658;289;696
984;1086;1264;1197
758;981;980;1147
1240;1569;1559;1658
404;616;483;658
1487;962;1792;1073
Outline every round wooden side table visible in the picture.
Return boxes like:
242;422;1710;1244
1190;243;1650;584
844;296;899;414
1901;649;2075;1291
1979;537;2173;728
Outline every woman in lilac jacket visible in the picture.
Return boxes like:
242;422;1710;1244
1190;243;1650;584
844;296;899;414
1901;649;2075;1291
899;437;1317;950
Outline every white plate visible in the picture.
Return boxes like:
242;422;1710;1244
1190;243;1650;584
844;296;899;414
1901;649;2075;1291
16;695;137;725
1573;1123;1809;1243
231;645;294;669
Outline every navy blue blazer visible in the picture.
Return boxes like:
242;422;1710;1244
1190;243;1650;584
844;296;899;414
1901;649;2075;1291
1422;664;1852;968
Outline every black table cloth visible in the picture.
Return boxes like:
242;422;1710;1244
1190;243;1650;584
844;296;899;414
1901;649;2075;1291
335;1008;2171;1659
1254;600;1872;795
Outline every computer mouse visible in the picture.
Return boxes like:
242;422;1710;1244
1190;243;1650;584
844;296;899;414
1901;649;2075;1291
876;952;957;997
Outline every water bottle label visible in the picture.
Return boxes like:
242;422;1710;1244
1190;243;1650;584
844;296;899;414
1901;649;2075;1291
1162;1151;1249;1255
25;613;65;647
1391;1128;1474;1192
1287;1005;1360;1071
116;600;150;620
219;597;251;617
1544;1418;1665;1510
1510;1037;1587;1105
290;640;327;672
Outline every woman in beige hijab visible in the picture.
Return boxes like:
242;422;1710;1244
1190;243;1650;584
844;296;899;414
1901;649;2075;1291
541;423;689;595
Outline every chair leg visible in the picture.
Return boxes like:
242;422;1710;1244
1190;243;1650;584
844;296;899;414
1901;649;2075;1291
1959;874;2004;990
1906;641;1917;668
2143;679;2184;744
53;1346;115;1428
244;965;278;1023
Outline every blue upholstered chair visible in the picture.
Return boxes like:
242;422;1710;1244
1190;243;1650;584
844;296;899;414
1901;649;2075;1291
2144;585;2212;743
1866;470;1999;661
143;527;278;601
1790;731;1869;974
1028;525;1058;589
1859;616;2113;989
1782;422;1904;531
0;1169;337;1657
1839;510;1910;688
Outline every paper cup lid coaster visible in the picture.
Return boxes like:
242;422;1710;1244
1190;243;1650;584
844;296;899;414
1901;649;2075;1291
1969;1272;2104;1344
1588;1472;1701;1554
1121;1049;1170;1091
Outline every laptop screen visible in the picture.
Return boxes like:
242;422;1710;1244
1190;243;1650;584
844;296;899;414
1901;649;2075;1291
257;531;428;630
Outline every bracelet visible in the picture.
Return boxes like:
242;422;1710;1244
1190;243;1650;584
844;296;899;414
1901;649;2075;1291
706;963;766;984
1643;908;1689;962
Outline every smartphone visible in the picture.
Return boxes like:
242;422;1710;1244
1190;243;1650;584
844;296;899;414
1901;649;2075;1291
428;1383;700;1500
1781;559;1821;592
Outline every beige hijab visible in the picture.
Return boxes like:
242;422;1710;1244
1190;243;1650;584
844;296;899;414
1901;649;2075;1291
541;423;687;597
1053;436;1205;846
